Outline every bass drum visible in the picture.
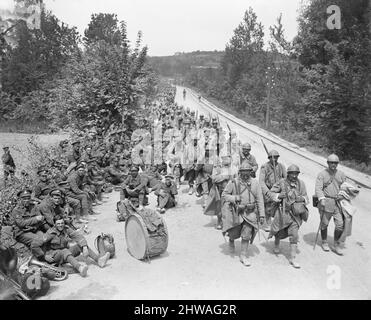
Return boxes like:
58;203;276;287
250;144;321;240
125;212;168;260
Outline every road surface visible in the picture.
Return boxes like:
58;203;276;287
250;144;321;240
42;88;371;300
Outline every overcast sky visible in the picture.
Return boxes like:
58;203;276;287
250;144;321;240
2;0;303;56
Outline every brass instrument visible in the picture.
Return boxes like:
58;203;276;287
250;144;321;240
0;270;30;300
20;256;68;281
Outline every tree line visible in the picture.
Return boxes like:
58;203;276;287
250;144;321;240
0;0;158;133
151;0;371;166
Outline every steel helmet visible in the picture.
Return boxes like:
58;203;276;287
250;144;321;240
242;143;251;150
327;154;339;163
239;163;253;172
287;164;300;173
268;150;280;158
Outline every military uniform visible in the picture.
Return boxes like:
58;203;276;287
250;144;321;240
154;179;178;211
268;178;308;243
315;163;347;253
240;153;258;177
67;148;81;165
2;147;16;180
31;225;87;264
222;165;264;266
11;193;45;255
33;180;55;202
259;160;286;228
66;171;92;217
268;165;309;268
222;178;264;242
34;197;65;230
120;169;147;206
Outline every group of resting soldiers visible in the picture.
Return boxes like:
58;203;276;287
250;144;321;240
1;95;351;274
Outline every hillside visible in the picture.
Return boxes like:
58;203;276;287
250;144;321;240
149;51;224;78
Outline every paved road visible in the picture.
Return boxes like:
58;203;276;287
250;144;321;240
43;89;371;300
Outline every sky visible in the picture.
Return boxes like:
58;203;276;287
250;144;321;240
1;0;304;56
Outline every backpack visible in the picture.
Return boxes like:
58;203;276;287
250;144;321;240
95;233;115;258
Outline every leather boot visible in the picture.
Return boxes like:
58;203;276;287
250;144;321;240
97;252;110;268
239;240;251;267
289;244;300;269
333;229;344;256
321;228;330;252
273;237;280;254
67;255;88;277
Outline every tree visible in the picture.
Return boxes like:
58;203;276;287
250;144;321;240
1;9;79;96
48;16;157;132
83;13;122;46
295;0;371;162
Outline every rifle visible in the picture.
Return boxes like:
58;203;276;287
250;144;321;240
227;123;232;156
313;210;325;250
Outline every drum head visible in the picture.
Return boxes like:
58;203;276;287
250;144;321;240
125;214;149;260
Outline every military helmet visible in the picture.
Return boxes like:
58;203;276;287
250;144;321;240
327;154;339;163
239;163;253;172
242;143;251;150
268;150;280;158
287;164;300;173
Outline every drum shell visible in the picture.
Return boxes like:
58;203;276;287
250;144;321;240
125;213;168;260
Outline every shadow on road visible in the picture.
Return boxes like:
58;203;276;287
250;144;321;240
302;232;334;247
218;241;260;257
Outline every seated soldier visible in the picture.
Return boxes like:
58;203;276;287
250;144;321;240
153;175;178;214
33;168;55;203
66;164;96;220
80;145;94;163
10;189;45;254
34;189;66;231
120;166;147;210
57;181;86;224
31;215;110;278
143;164;162;190
85;158;104;204
106;157;126;185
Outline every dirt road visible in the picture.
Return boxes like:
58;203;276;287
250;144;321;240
41;89;370;300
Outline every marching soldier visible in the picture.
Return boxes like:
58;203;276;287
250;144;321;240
315;154;347;255
240;143;258;178
207;156;233;229
183;135;198;195
154;175;178;213
31;215;110;278
259;150;287;231
10;189;45;254
222;163;265;267
268;165;309;268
